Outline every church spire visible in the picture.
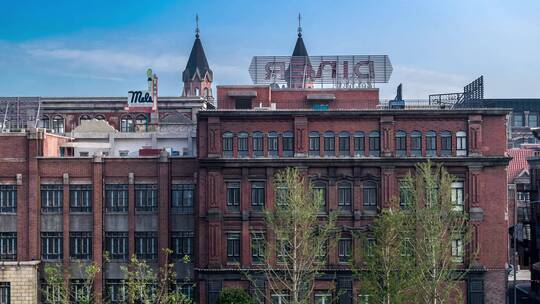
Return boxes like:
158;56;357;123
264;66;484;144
297;13;302;37
182;15;213;99
286;14;313;88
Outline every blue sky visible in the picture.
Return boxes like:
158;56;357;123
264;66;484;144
0;0;539;99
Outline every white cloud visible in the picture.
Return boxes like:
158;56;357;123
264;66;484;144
25;47;186;74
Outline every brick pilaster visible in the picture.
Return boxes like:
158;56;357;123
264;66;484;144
92;155;104;302
128;172;135;259
158;152;170;267
62;173;70;268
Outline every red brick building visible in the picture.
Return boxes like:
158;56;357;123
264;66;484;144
195;82;510;303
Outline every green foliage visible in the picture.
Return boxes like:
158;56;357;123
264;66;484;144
358;161;471;304
121;248;192;304
247;167;338;304
216;287;253;304
42;262;100;304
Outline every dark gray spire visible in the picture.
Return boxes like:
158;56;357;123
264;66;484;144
182;15;213;82
292;13;309;57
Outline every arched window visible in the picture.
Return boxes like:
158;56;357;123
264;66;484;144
268;131;278;157
353;131;365;156
52;115;64;134
363;181;378;210
94;115;105;120
120;115;134;132
309;131;320;156
395;130;407;156
40;116;50;130
204;87;210;97
411;131;422;156
253;132;263;157
440;131;452;156
222;132;234;157
195;87;200;96
456;131;467;156
339;131;350;156
135;114;148;132
337;181;352;211
238;132;249;157
426;131;437;156
313;181;328;212
79;115;92;123
323;131;335;156
282;131;294;156
368;131;380;156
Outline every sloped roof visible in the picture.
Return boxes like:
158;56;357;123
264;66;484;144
292;34;309;57
182;36;213;82
160;112;193;124
507;148;536;182
72;119;117;133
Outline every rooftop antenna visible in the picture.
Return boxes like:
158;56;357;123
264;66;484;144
195;14;200;38
297;13;302;37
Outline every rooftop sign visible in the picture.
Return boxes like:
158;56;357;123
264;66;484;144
249;55;393;88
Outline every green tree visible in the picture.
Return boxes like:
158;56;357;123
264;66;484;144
41;262;100;304
248;167;338;304
121;249;192;304
358;161;472;304
216;287;253;304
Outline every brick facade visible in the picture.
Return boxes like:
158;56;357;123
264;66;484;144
195;86;510;304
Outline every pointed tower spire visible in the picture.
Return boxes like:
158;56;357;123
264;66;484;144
182;14;213;99
297;13;302;37
286;14;313;88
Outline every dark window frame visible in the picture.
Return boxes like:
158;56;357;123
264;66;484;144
0;232;16;261
41;184;63;214
171;184;194;213
41;232;63;261
368;131;380;156
251;182;266;211
363;182;378;209
69;184;92;213
69;232;92;260
337;181;352;211
0;185;16;214
135;232;158;261
171;231;194;260
339;132;350;156
135;184;158;212
105;184;128;213
226;182;241;212
226;232;241;263
105;232;128;261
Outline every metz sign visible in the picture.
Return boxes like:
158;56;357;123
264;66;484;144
249;55;393;87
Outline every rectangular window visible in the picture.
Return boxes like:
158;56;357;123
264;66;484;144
354;136;365;155
315;293;332;304
426;136;437;156
456;133;467;156
268;137;278;156
226;233;240;263
363;184;377;209
135;184;157;212
171;231;194;260
313;184;327;212
69;232;92;260
41;232;63;260
235;99;251;109
119;150;129;157
530;113;538;128
276;239;290;264
513;113;524;127
411;135;422;157
226;182;241;211
272;293;289;304
70;279;91;303
396;136;406;156
238;137;248;156
338;184;352;210
135;232;157;261
105;184;128;213
364;238;375;257
399;182;411;209
324;136;335;155
451;182;464;212
0;185;16;213
251;182;265;211
282;136;294;156
358;294;371;304
451;238;464;263
223;137;233;156
309;136;320;155
0;282;10;304
171;184;194;213
441;136;452;156
0;233;16;261
105;232;128;261
401;237;413;257
338;238;352;263
253;136;263;156
369;136;380;156
41;184;63;213
251;233;265;264
105;280;127;304
176;281;194;300
339;136;350;155
69;185;92;213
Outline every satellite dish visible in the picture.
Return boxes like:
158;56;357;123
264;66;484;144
146;68;153;78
